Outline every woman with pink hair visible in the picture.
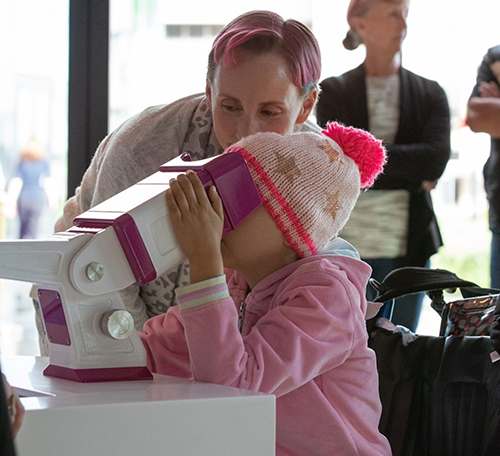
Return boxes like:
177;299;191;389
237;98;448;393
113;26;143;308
317;0;451;332
41;11;322;344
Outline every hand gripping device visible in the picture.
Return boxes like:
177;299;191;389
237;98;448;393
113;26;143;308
0;152;261;382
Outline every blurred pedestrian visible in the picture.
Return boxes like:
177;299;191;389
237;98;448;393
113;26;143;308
4;138;58;239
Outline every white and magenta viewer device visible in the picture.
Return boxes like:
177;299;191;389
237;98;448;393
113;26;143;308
0;152;261;382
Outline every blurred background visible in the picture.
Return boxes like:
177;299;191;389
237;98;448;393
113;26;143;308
0;0;497;355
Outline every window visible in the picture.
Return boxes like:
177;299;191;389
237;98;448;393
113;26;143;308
0;0;69;355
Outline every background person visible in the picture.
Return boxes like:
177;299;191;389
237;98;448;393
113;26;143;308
316;0;450;332
4;138;58;239
47;10;321;341
466;45;500;289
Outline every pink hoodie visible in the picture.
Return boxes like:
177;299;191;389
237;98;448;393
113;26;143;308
140;254;392;455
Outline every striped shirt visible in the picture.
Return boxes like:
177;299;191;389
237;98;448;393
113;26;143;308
341;75;410;259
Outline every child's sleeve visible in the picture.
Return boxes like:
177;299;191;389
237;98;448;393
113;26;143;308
178;267;364;397
139;274;235;378
139;305;192;378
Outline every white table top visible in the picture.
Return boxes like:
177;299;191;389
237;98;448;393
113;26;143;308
2;355;266;407
2;356;276;456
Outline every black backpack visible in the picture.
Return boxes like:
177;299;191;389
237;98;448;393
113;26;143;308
367;267;500;456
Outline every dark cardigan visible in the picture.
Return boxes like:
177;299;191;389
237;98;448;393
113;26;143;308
470;45;500;233
317;64;451;266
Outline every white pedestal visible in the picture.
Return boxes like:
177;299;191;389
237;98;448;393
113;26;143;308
2;356;275;456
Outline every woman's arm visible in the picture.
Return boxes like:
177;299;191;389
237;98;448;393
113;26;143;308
376;84;451;186
3;177;23;219
466;48;500;138
467;96;500;138
53;129;115;231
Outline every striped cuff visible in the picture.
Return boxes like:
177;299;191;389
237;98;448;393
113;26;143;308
175;275;229;310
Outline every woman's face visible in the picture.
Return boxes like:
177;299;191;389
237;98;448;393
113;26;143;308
356;0;409;55
206;51;317;150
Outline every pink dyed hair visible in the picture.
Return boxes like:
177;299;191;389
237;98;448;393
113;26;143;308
207;10;321;93
322;122;386;188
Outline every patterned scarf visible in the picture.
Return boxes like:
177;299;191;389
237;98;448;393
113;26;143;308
140;97;224;320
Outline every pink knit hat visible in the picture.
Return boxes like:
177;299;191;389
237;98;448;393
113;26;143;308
225;122;386;258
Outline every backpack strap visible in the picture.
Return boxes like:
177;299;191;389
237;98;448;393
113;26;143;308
369;267;479;303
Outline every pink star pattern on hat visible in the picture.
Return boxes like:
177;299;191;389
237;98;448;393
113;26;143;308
319;141;344;165
272;151;302;185
225;124;386;257
324;191;343;221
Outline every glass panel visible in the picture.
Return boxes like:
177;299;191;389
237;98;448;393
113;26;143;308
0;0;69;355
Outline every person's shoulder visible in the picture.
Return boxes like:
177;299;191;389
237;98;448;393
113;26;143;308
401;67;446;95
402;67;440;86
125;93;206;131
485;45;500;62
142;93;206;115
104;93;207;156
488;44;500;53
320;65;364;89
271;256;370;316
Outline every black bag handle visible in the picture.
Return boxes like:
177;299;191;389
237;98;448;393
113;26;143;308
369;267;500;336
369;267;480;303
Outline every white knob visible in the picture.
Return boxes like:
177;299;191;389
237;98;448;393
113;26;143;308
101;310;134;340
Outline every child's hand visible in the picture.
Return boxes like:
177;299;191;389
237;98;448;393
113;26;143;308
166;170;224;283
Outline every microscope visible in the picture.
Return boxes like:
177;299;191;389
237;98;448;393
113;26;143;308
0;152;261;382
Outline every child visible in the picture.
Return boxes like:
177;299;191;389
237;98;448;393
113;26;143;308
140;123;392;455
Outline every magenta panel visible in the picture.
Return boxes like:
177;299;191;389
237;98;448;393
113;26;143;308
38;289;71;346
160;152;262;235
44;364;153;383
